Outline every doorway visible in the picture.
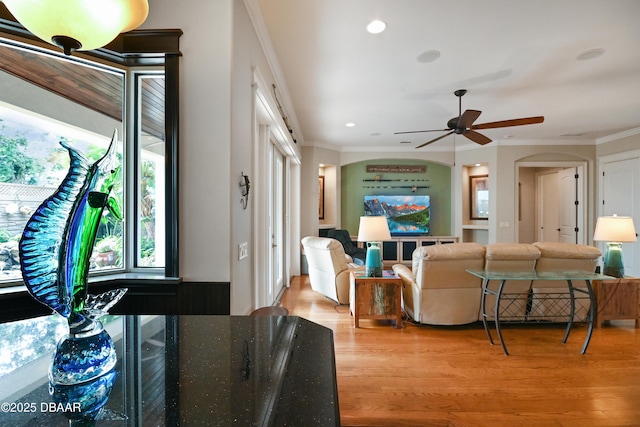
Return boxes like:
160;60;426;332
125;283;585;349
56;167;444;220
267;141;286;305
251;68;299;312
517;162;587;244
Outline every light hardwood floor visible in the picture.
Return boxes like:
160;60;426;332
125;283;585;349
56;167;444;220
279;275;640;427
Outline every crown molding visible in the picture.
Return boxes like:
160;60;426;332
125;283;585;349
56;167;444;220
596;127;640;144
244;0;304;145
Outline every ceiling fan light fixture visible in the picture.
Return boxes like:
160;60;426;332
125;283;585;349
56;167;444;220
366;20;386;34
2;0;149;55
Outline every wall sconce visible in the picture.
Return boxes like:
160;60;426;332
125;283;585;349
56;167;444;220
240;172;250;210
2;0;149;55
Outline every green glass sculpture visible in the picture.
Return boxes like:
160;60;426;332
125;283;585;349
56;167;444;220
18;129;127;422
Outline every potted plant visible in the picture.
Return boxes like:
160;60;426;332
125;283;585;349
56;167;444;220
94;236;120;267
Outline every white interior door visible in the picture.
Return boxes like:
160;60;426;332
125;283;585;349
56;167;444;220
558;167;584;244
538;172;559;241
602;158;640;276
537;167;584;243
268;141;286;303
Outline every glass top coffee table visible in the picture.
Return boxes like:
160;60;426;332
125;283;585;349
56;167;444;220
467;269;614;356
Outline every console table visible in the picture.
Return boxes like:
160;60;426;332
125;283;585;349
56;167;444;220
467;269;614;356
0;315;340;426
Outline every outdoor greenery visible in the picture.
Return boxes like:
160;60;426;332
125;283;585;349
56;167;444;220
394;208;430;226
0;124;45;184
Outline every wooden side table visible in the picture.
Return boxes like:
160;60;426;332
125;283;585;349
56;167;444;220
350;271;403;328
593;277;640;328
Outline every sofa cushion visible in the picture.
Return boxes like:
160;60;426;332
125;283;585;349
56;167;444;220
532;241;601;259
485;243;541;261
413;242;485;261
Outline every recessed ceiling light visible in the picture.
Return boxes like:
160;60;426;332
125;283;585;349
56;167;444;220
400;141;412;144
416;50;441;63
577;48;605;61
345;122;356;127
366;20;386;34
370;132;381;136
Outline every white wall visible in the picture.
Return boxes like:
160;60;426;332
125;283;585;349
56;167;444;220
142;0;234;284
142;0;300;314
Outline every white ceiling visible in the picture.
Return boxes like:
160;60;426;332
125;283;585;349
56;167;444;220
254;0;640;151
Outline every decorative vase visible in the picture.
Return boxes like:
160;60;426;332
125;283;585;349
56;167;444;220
365;242;382;277
50;367;117;426
49;320;117;386
49;320;118;424
603;242;625;278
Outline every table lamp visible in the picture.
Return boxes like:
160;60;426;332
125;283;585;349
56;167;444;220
357;216;391;277
593;215;637;278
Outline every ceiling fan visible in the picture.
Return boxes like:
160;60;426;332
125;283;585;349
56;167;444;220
395;89;544;148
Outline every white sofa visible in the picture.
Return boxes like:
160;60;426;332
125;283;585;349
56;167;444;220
529;241;601;321
483;243;541;321
301;236;362;304
393;242;601;325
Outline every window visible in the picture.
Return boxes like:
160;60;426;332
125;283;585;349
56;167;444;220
0;28;181;287
135;73;166;268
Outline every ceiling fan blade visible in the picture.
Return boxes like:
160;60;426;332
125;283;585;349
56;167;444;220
464;130;492;145
394;128;449;135
415;131;454;149
472;116;544;130
457;109;482;129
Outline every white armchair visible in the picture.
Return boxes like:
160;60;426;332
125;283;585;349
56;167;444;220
301;236;362;304
393;243;486;325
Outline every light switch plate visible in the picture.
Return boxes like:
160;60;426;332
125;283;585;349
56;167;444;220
238;242;249;260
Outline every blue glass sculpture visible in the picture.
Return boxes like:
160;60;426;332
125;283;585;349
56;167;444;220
18;130;127;422
50;362;117;425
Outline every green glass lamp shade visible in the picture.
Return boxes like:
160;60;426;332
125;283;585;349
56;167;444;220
602;242;625;278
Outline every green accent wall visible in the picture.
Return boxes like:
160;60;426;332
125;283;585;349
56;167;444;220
341;159;452;236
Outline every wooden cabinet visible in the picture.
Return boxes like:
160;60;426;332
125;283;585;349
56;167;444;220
593;277;640;328
350;272;403;328
380;236;458;265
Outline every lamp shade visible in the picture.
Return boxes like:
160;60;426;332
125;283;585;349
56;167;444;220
593;215;637;242
3;0;149;55
357;216;391;242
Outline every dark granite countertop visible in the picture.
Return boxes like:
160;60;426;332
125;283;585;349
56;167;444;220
0;315;340;426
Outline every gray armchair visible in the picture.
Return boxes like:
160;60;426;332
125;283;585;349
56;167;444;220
327;229;366;265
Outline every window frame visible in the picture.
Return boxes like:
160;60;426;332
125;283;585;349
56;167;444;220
0;7;181;286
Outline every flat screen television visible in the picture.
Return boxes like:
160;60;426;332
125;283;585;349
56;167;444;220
363;195;430;236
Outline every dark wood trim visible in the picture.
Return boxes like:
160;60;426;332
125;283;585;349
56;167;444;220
0;280;231;323
165;53;180;277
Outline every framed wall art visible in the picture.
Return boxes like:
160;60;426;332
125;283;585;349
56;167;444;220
319;176;325;219
470;175;489;220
